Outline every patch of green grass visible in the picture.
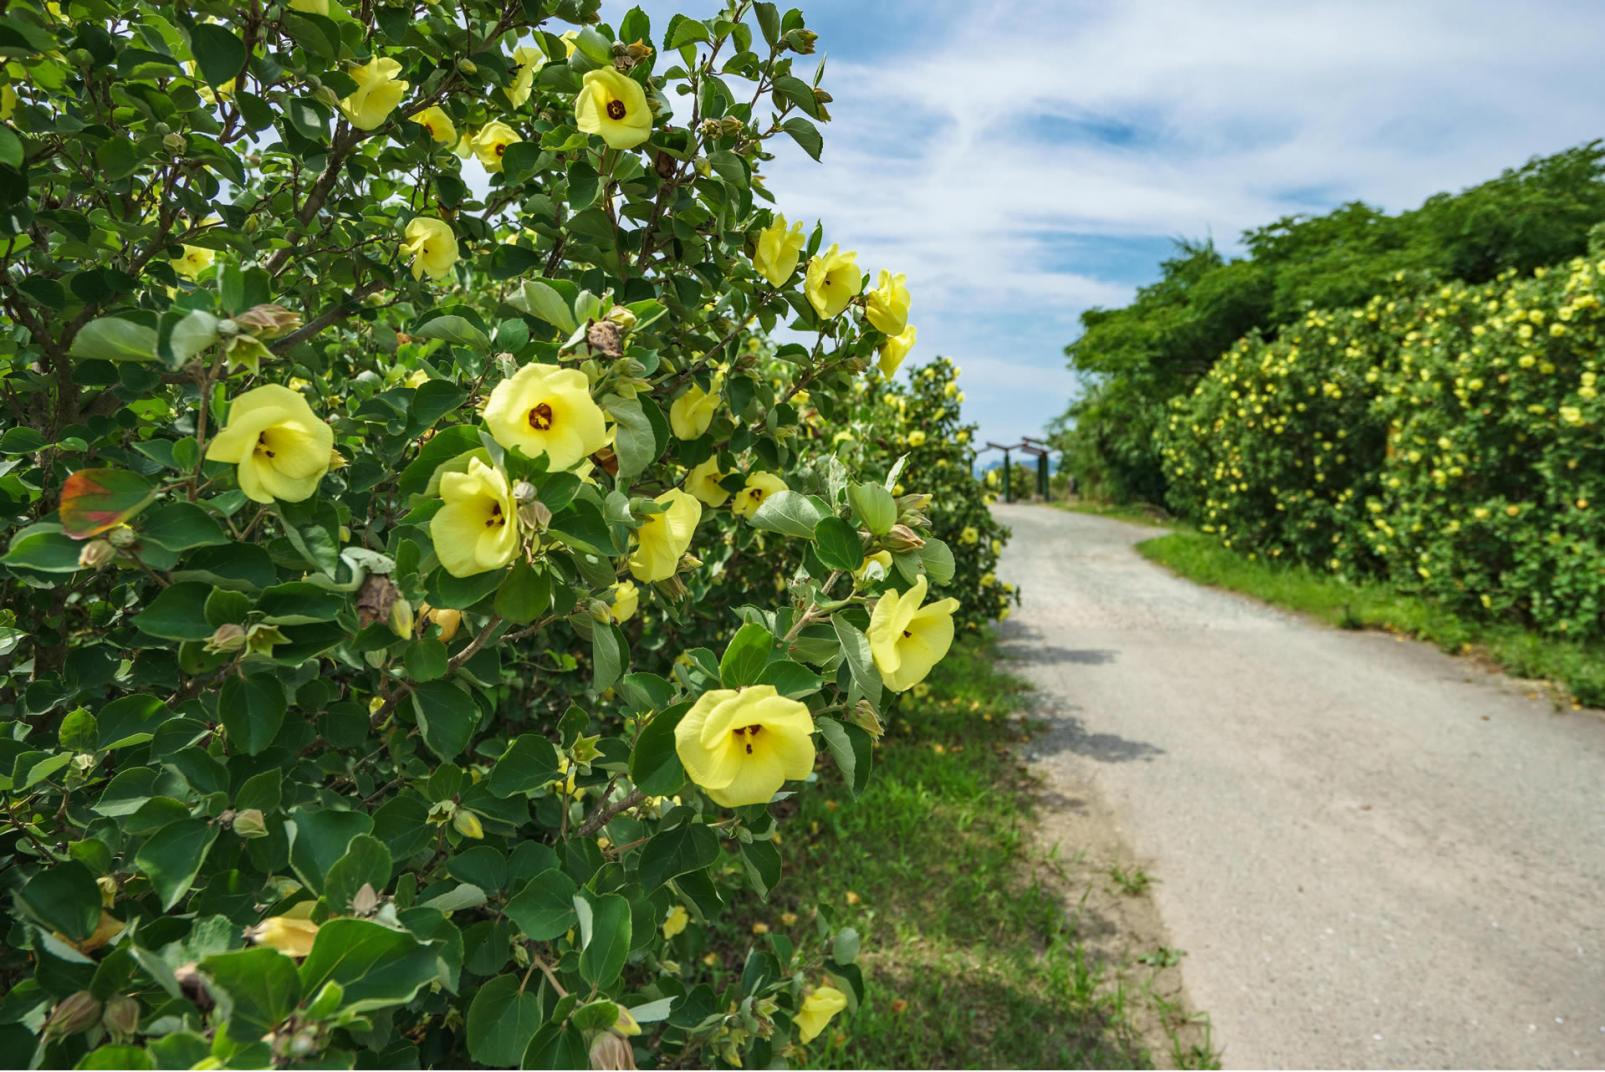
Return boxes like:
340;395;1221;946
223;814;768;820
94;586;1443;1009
738;636;1195;1070
1138;531;1605;707
1109;864;1154;897
1050;499;1174;528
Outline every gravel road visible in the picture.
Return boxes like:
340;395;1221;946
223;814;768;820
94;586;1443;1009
992;503;1605;1069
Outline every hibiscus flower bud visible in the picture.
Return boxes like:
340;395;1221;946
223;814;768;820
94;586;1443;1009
785;28;818;53
884;524;925;552
235;303;304;339
429;607;462;643
519;498;553;532
605;305;637;330
102;995;140;1041
388;597;414;640
589;1032;638;1070
232;808;268;838
206;623;247;654
245;623;287;655
78;539;116;570
512;480;537;504
452;809;485;840
106;525;138;549
44;992;101;1039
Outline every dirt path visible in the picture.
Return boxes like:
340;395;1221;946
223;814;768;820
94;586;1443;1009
992;503;1605;1069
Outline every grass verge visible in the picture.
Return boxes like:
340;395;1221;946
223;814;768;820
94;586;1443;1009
727;634;1211;1069
1050;499;1173;528
1137;530;1605;708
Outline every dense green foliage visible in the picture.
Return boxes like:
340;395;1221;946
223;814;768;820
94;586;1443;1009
841;356;1018;630
1162;248;1605;643
1054;142;1605;504
0;1;1004;1068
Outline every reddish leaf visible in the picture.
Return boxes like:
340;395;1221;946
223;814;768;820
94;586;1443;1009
59;468;157;539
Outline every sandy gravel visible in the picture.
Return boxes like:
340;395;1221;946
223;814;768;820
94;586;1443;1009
993;503;1605;1069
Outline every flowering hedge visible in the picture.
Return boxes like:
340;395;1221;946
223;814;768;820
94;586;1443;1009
0;1;1000;1067
1161;240;1605;642
837;356;1017;633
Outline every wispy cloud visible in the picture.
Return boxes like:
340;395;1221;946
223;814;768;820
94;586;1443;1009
603;0;1605;446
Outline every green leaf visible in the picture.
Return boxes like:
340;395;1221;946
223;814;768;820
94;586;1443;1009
920;538;955;586
487;734;560;798
494;560;550;625
749;490;823;537
59;468;157;538
220;673;285;756
576;892;631;989
19;860;101;940
833;927;861;964
523;1024;588;1070
832;616;882;705
404;637;449;682
756;659;823;699
813;516;862;572
78;1046;155;1070
503;873;581;937
323;834;393;912
139;501;230;551
69;317;159;363
414;314;490;350
412;681;478;760
719;621;773;687
133;582;215;640
298;918;444;1015
200;947;300;1040
257;581;344;624
466;974;546;1067
817;717;873;797
592;621;625;695
510;280;578;333
1;524;82;572
135;818;220;910
0;126;21;171
58;706;97;751
848;481;896;536
608;396;659;480
630;702;689;796
288;808;374;895
97;694;175;750
169;308;220;365
190;23;246;86
665;14;711;49
782;116;823;161
638;822;719;891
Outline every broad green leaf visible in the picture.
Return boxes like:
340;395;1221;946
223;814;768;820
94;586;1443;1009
135;818;220;910
504;869;579;941
18;860;100;940
748;490;823;538
782;116;823;160
719;621;773;687
288;808;374;895
220;673;285;756
414;314;490;350
487;734;560;798
139;501;230;551
607;396;659;479
920;538;956;585
298;918;444;1014
510;280;578;333
638;822;719;891
812;516;862;572
69;317;158;363
323;834;393;912
190;23;246;86
200;947;300;1040
1;524;82;572
576;892;631;989
629;702;689;796
494;560;550;625
466;973;545;1067
412;681;478;760
832;617;882;705
132;582;214;640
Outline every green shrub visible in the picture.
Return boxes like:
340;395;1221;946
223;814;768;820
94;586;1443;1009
0;2;1001;1067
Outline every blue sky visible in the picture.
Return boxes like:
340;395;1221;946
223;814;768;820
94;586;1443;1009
599;0;1605;449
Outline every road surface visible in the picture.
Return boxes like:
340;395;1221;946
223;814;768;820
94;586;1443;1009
992;503;1605;1068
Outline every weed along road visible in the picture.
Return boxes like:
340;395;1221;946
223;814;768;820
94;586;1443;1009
992;503;1605;1069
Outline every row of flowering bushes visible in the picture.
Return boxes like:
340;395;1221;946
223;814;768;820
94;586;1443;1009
0;1;1006;1068
1161;238;1605;641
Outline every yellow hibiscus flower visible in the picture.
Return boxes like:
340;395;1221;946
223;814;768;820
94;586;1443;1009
730;472;787;519
864;269;909;336
400;216;459;281
685;456;731;508
470;121;522;172
483;362;608;470
428;457;520;578
804;244;861;319
205;385;334;504
867;575;959;693
754;214;807;287
340;57;408;130
669;375;722;440
795;985;848;1043
628;489;701;582
674;685;816;807
879;325;916;377
574;67;653;149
